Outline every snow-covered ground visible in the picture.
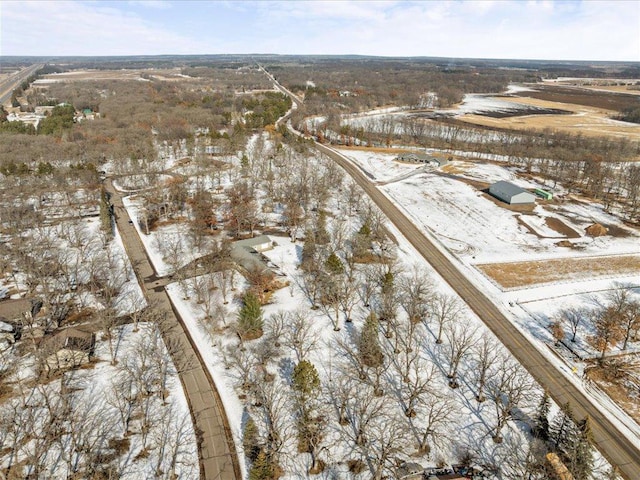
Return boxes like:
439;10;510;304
112;126;634;477
0;322;198;479
335;146;640;442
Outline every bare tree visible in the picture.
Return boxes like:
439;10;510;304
558;307;586;343
472;332;501;402
281;310;318;362
443;323;478;388
414;390;456;456
485;354;536;443
399;267;434;324
427;293;463;344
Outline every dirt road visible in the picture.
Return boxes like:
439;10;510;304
314;142;640;479
105;180;240;480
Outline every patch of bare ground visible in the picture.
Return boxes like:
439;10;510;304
441;161;475;174
545;217;582;238
586;361;640;424
477;255;640;289
524;84;640;111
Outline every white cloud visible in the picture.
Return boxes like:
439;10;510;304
1;0;638;60
1;1;198;55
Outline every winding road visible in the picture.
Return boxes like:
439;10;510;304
268;72;640;478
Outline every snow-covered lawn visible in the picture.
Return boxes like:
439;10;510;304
0;322;198;479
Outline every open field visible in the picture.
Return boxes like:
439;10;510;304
459;95;640;141
449;83;640;143
477;254;640;289
524;84;640;111
35;68;195;83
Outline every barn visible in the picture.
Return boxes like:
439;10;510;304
489;181;536;205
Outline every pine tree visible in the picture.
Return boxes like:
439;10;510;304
325;252;344;276
359;311;383;367
243;417;260;461
570;416;594;479
381;270;394;296
238;291;263;340
292;360;321;398
300;228;317;272
533;390;551;441
550;402;577;457
249;449;276;480
99;187;114;238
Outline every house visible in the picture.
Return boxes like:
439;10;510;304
231;235;274;273
0;320;18;351
396;462;424;480
396;152;449;168
489;180;536;205
43;328;95;372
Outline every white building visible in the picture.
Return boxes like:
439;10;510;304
489;181;536;205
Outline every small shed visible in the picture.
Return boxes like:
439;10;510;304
43;328;95;372
535;188;553;200
489;181;536;205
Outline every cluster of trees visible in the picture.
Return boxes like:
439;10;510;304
240;92;292;129
0;320;197;479
274;58;537;118
615;105;640;124
551;288;640;359
530;394;598;480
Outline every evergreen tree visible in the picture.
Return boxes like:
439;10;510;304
292;360;321;398
533;390;551;441
358;311;384;367
238;291;263;340
550;402;575;453
300;228;317;272
99;187;114;238
570;416;594;479
381;270;394;296
249;449;276;480
243;417;261;461
325;252;344;276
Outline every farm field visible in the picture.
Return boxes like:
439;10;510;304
33;68;195;83
455;85;640;141
477;254;640;289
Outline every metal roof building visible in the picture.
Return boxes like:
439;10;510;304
489;180;536;205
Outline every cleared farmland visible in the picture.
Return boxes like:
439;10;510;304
477;254;640;289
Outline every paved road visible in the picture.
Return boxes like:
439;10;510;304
315;142;640;479
267;72;640;477
104;180;240;480
0;63;43;106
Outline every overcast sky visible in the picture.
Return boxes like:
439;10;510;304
1;0;639;61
